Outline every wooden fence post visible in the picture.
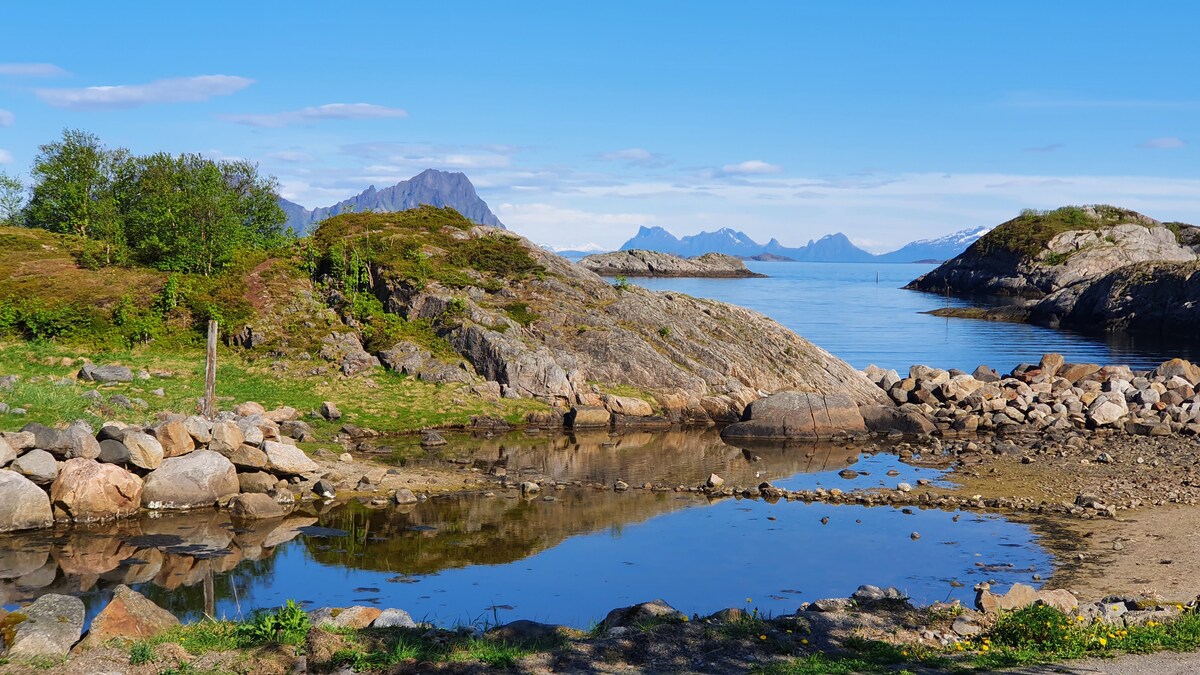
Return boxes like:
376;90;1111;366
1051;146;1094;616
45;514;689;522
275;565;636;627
203;320;217;419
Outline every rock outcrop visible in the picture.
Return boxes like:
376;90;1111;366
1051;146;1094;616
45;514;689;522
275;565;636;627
579;250;767;278
720;392;867;440
906;206;1200;334
305;209;885;421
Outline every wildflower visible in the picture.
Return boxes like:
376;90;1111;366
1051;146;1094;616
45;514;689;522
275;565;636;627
759;635;767;641
785;629;792;633
981;644;989;651
1098;637;1107;647
1077;615;1085;622
901;651;908;657
955;643;964;651
801;638;809;645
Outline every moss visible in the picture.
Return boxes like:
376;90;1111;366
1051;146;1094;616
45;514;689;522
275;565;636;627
0;611;27;647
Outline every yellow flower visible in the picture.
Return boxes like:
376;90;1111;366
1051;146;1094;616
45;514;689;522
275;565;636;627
955;643;964;651
785;629;792;633
1077;615;1085;622
1098;637;1107;647
981;644;989;652
759;635;767;640
901;651;908;657
801;638;809;645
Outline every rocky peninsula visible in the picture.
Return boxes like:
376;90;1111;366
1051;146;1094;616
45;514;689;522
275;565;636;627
906;205;1200;334
578;249;767;278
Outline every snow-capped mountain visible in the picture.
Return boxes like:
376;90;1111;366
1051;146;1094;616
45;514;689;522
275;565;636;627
875;226;992;262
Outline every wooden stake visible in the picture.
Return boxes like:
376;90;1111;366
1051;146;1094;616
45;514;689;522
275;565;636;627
203;320;217;419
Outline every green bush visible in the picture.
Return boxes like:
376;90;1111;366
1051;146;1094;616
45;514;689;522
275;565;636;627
990;604;1074;651
235;600;310;646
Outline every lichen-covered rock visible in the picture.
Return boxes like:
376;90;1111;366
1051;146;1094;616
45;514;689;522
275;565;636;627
0;469;53;532
79;363;134;383
5;594;85;658
50;458;143;522
142;451;238;509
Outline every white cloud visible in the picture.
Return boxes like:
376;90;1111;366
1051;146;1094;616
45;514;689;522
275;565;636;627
0;149;12;164
1023;143;1063;153
1139;137;1187;149
0;109;13;127
495;202;653;248
717;160;783;176
266;150;315;163
36;75;253;110
222;103;407;128
598;147;672;168
0;63;68;77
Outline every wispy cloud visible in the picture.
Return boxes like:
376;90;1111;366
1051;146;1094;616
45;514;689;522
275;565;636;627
718;160;783;176
0;109;13;127
1139;136;1187;149
0;63;68;77
1023;143;1063;153
222;103;407;128
597;147;672;168
266;150;315;163
0;149;11;164
36;75;253;110
341;141;515;171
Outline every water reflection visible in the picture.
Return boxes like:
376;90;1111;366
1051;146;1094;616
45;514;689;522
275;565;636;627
0;431;1052;628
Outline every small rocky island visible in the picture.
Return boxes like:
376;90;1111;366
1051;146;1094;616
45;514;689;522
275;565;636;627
578;249;767;278
907;205;1200;333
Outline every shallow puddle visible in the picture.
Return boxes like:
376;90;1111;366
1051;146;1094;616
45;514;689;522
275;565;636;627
0;430;1051;628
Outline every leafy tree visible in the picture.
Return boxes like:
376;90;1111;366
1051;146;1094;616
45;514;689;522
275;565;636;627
25;129;127;244
0;170;24;226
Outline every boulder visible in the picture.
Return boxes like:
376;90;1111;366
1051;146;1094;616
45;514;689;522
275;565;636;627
566;406;611;428
262;441;319;475
121;431;165;471
313;479;336;499
0;437;14;467
859;405;936;436
320;401;342;420
12;449;59;485
142;451;239;509
279;419;314;441
393;488;418;505
602;394;654;417
0;430;36;451
234;401;266;417
372;608;417;629
79;363;134;383
209;421;245;454
420;430;447;447
62;421;101;460
721;392;867;440
1087;393;1129;427
602;599;687;629
229;444;268;470
50;458;143;522
182;415;213;444
238;471;278;494
264;406;300;423
228;493;288;520
0;469;53;532
1155;358;1200;386
975;583;1039;613
1039;353;1065;378
97;439;131;465
5;593;85;658
20;422;68;455
308;606;382;629
77;584;179;649
152;420;196;458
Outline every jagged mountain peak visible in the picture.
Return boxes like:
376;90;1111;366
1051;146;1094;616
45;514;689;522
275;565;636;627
279;169;503;235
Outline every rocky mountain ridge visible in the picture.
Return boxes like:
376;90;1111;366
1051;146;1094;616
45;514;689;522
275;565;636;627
578;250;766;278
279;169;504;234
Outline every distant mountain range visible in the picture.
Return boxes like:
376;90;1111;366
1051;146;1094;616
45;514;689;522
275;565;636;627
279;169;504;234
613;225;991;263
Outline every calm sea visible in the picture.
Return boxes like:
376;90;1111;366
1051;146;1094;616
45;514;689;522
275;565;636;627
632;262;1199;373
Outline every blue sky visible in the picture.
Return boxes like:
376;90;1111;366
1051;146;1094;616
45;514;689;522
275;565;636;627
1;1;1198;251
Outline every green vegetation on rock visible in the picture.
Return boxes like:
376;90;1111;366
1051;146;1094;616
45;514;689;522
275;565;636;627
974;205;1155;258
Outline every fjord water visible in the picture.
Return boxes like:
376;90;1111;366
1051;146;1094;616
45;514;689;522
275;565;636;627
634;262;1200;372
0;431;1051;629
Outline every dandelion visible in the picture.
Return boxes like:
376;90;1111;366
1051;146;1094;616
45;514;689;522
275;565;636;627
1098;637;1107;647
1077;615;1085;622
901;651;908;657
955;643;964;651
759;635;767;641
981;644;989;652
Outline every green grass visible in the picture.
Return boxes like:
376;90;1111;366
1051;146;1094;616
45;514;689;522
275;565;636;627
974;205;1153;259
329;627;552;670
502;301;540;327
0;341;548;434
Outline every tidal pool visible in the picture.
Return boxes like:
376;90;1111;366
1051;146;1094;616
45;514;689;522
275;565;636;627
0;431;1052;629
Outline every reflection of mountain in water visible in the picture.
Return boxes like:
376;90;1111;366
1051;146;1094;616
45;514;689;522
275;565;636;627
306;431;865;574
0;430;869;621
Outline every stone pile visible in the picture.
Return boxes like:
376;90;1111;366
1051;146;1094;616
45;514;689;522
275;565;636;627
0;403;324;533
863;355;1200;438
